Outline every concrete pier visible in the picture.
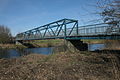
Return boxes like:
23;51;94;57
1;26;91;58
66;39;88;52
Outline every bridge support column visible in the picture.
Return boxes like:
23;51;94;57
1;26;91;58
66;39;88;52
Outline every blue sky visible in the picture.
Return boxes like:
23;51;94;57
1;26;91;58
0;0;101;36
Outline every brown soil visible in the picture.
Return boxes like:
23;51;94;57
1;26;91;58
0;52;120;80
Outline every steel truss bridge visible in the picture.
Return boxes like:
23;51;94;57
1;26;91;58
16;19;120;41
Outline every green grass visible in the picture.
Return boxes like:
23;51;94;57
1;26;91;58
33;39;62;43
30;39;64;47
0;44;27;49
81;39;105;44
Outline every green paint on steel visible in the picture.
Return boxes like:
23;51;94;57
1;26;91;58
16;19;120;41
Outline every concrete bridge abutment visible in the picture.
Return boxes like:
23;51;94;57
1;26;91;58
16;40;36;48
65;39;88;52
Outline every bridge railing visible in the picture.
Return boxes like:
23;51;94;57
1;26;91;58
66;23;120;36
43;23;120;38
78;23;109;36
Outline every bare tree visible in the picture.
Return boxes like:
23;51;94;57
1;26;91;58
97;1;120;79
0;25;12;44
97;0;120;23
97;0;120;33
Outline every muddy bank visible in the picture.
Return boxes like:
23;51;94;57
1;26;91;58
0;51;120;80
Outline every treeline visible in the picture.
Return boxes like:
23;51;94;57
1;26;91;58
0;25;13;44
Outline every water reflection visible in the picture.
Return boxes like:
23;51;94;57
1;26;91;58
25;47;53;55
88;44;105;51
0;49;20;58
0;44;105;59
0;47;54;59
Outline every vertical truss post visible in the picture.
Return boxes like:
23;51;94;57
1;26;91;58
50;28;56;37
68;22;77;36
64;19;67;38
55;22;60;34
57;21;65;36
76;21;79;36
38;30;42;38
43;27;47;38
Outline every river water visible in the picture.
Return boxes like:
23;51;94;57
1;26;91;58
0;44;105;59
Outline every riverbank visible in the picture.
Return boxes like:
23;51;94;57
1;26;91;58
0;44;27;49
1;39;120;50
0;39;64;49
0;51;119;80
29;39;64;47
82;39;105;44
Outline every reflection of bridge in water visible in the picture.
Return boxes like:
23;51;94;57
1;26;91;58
16;19;120;51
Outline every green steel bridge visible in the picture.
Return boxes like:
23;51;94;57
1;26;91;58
16;19;120;50
16;19;120;41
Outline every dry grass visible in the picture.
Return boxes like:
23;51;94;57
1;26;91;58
0;44;15;49
104;40;120;50
30;39;64;47
0;44;26;49
82;39;105;44
0;52;120;80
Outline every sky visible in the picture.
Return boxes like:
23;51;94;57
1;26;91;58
0;0;101;36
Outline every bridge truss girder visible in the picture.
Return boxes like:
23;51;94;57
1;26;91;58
16;19;78;40
16;19;120;40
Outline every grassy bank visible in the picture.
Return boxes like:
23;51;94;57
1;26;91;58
28;39;64;47
0;39;64;49
82;39;105;44
0;51;119;80
0;44;27;49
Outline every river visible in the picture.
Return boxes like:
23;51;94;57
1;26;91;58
0;44;105;59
